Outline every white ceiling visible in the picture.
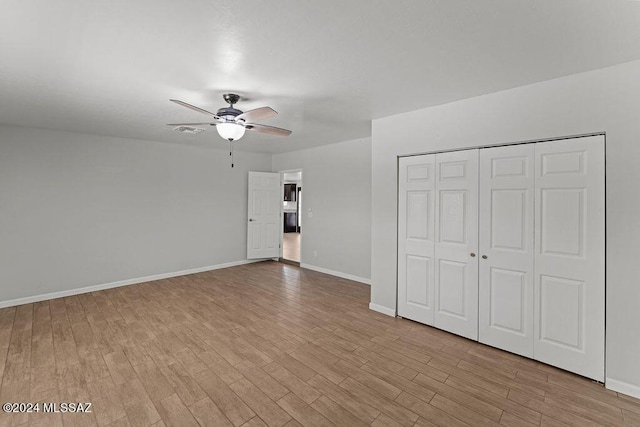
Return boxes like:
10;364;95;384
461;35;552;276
2;0;640;154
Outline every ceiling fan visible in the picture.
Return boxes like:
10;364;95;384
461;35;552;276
168;93;292;167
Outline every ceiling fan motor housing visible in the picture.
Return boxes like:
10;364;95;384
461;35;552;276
216;106;243;118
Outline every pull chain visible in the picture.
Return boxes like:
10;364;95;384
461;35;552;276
229;139;234;168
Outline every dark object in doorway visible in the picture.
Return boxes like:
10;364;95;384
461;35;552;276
284;212;298;233
284;183;297;201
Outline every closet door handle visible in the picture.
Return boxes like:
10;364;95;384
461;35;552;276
470;253;476;257
482;255;488;259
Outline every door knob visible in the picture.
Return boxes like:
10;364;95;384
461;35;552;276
482;255;488;259
470;253;476;257
249;218;254;222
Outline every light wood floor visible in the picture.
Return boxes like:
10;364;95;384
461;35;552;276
283;233;300;263
1;262;639;427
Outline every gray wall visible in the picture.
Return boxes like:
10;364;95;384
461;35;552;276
371;60;640;394
272;138;372;282
0;125;272;304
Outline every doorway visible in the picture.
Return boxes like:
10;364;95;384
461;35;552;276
281;170;302;264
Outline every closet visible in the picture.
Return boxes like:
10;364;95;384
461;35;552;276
397;135;605;381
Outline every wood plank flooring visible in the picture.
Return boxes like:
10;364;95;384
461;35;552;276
0;261;638;426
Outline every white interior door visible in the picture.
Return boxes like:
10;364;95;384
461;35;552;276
434;150;479;340
533;135;605;381
479;144;535;357
398;155;436;325
247;171;280;259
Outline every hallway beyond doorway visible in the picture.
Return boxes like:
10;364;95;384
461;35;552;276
283;232;300;263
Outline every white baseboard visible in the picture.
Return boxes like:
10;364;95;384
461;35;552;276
299;263;371;285
606;377;640;399
0;259;261;309
369;302;396;317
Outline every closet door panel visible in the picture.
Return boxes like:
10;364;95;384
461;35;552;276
478;145;535;357
533;135;605;382
434;150;479;340
398;155;436;325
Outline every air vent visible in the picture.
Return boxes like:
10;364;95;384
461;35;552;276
173;126;205;134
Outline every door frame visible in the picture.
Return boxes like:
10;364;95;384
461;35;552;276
279;168;303;261
398;132;605;159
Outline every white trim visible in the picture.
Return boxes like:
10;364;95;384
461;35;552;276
0;259;261;309
606;377;640;399
300;263;371;285
369;302;396;317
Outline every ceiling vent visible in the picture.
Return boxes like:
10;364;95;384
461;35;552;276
172;126;205;134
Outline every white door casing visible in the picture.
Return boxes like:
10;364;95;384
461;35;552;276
434;149;479;341
479;144;535;357
398;155;436;325
247;171;280;259
533;136;605;381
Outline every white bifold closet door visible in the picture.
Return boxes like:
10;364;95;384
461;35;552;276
434;150;479;340
477;136;604;380
399;135;604;382
397;155;436;326
398;150;479;341
478;144;535;358
533;136;605;382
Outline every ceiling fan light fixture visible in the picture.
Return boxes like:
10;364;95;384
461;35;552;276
169;95;290;150
216;122;246;141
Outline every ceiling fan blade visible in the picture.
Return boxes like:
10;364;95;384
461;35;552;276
169;99;220;120
166;122;216;126
236;106;277;123
245;123;292;137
